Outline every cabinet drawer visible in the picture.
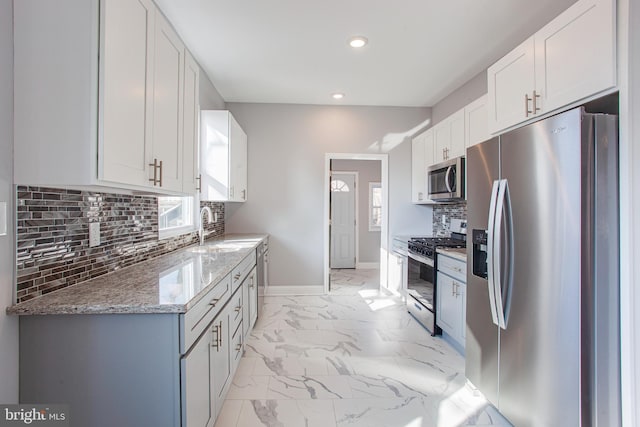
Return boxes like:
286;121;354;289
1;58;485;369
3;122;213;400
181;274;231;353
230;287;243;334
438;255;466;282
231;251;256;293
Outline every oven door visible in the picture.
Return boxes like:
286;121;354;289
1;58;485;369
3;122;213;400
427;157;465;201
406;252;440;335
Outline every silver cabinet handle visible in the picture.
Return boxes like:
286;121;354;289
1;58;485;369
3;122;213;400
196;174;202;193
148;158;160;186
158;160;163;187
230;186;234;198
235;305;242;313
211;324;220;349
241;189;246;200
532;90;541;114
525;93;533;117
234;273;241;281
209;298;220;306
418;192;423;201
235;343;242;352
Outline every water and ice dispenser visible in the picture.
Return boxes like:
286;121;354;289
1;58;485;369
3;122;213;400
472;229;488;279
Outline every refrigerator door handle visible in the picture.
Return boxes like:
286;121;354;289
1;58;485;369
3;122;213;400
445;166;454;193
493;179;514;329
486;180;500;326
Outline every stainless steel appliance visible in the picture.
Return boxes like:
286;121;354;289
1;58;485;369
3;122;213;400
466;107;620;426
427;156;465;201
407;220;466;335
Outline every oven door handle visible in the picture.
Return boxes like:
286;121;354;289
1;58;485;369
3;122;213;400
486;180;500;327
408;251;434;267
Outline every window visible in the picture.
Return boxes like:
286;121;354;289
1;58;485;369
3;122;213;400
331;179;350;192
369;182;382;231
158;196;196;239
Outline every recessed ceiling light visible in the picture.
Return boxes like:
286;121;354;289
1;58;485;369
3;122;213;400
332;93;345;100
348;36;368;48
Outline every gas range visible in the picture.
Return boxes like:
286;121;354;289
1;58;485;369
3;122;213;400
408;235;466;259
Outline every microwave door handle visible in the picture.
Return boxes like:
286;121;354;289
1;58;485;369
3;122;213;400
486;180;500;326
445;166;453;193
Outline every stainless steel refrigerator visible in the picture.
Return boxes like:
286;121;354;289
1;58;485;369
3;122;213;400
466;107;620;426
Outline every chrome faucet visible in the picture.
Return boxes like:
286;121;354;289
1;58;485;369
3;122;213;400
199;206;213;246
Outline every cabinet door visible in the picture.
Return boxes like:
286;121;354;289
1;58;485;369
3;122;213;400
229;114;248;202
411;133;426;203
449;109;465;158
181;326;214;427
465;95;489;148
242;276;250;337
201;111;231;201
487;37;535;134
248;269;258;329
182;51;200;194
433;120;451;163
459;283;467;344
211;311;231;415
534;0;615;114
436;272;458;336
152;11;185;192
100;0;154;187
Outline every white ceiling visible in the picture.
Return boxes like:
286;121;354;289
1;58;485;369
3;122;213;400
154;0;577;107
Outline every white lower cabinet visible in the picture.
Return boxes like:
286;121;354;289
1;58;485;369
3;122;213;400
436;253;467;351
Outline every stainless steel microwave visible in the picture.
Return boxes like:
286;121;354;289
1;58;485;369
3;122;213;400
427;156;465;201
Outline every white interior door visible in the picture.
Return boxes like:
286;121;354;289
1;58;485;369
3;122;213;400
330;173;356;269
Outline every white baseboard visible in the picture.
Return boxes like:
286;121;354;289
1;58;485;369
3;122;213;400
356;262;380;269
264;285;325;296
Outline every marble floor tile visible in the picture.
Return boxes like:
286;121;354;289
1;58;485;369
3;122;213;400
236;399;337;427
227;375;271;400
217;268;512;427
267;375;352;399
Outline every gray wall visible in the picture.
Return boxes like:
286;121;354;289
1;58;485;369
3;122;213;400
0;0;18;403
225;103;433;287
332;160;381;264
431;70;487;125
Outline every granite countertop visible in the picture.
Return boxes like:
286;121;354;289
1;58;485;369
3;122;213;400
7;234;268;316
436;247;467;262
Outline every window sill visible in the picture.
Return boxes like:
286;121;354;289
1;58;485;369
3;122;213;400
159;225;196;241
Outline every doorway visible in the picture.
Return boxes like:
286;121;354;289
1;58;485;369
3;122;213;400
324;153;388;294
330;172;357;269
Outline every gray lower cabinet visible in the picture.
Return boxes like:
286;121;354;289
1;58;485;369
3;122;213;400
182;326;215;427
19;253;260;427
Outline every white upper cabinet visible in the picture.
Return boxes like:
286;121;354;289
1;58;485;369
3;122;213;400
488;0;615;134
183;52;201;195
487;37;535;134
465;94;489;148
433;109;465;163
229;115;248;202
411;129;434;204
100;0;155;188
14;0;199;195
151;11;185;192
201;111;248;202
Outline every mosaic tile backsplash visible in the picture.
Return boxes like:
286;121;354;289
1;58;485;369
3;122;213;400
16;186;224;303
432;202;467;237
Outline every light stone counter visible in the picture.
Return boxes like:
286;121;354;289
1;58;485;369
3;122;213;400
436;247;467;262
7;234;268;315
